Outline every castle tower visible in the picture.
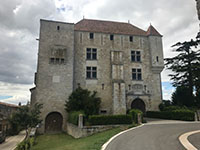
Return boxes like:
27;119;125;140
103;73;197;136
32;20;74;133
147;25;164;110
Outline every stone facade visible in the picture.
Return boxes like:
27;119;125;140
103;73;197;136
31;19;164;133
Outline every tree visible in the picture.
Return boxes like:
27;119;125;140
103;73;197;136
165;36;200;107
9;103;43;136
171;86;194;107
65;87;101;116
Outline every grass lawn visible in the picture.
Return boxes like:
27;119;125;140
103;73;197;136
32;127;123;150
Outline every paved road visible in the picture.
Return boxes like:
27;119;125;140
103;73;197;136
188;132;200;150
0;131;26;150
105;121;200;150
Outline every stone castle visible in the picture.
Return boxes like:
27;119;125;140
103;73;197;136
30;19;164;133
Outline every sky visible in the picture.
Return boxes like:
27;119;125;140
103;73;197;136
0;0;199;105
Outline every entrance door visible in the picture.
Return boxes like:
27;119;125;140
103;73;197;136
45;112;63;133
131;98;146;113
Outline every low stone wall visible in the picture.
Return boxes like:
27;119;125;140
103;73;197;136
66;123;119;138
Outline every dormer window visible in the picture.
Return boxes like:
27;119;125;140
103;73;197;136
89;33;94;39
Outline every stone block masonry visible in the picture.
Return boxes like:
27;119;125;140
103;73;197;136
30;18;164;133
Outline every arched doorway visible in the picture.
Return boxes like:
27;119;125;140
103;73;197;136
131;98;146;113
45;112;63;133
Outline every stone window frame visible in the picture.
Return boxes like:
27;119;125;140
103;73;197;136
131;50;141;62
132;68;142;80
86;66;97;79
86;48;97;60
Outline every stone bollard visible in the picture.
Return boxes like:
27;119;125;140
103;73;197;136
78;114;83;128
137;113;142;124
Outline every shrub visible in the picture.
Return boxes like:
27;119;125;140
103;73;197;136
88;114;132;125
129;109;143;123
68;111;85;125
65;87;101;117
159;100;172;111
162;106;188;112
146;109;195;121
16;137;35;150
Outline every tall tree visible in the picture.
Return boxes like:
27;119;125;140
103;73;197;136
165;37;200;106
9;103;43;136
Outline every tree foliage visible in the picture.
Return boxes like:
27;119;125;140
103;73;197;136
65;87;101;116
171;86;194;107
9;103;43;135
165;34;200;107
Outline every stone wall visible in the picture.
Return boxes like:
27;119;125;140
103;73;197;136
66;122;118;138
31;19;164;133
74;31;164;113
34;20;74;133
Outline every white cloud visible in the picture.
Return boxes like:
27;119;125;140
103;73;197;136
0;82;33;105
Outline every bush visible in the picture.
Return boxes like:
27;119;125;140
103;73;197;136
146;109;195;121
129;109;143;123
16;137;35;150
88;114;132;125
68;111;85;125
159;100;172;111
65;87;101;117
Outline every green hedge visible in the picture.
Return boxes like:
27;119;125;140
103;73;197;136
68;111;85;125
88;114;132;125
129;109;143;123
16;137;35;150
146;109;195;121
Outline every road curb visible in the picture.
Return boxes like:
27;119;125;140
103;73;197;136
101;124;144;150
179;130;200;150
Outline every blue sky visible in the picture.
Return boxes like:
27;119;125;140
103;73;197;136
0;96;13;100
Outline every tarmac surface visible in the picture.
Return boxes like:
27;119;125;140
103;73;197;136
105;119;200;150
188;132;200;150
0;130;26;150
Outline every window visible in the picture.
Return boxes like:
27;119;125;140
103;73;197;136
86;66;97;79
129;36;133;42
132;68;142;80
131;51;141;62
49;58;65;64
57;26;60;30
156;56;159;62
61;58;65;63
50;58;55;64
86;48;97;60
102;84;104;90
89;33;94;39
100;110;107;114
110;34;114;40
56;58;59;64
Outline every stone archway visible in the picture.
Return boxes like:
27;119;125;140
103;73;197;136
131;98;146;113
45;112;63;133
